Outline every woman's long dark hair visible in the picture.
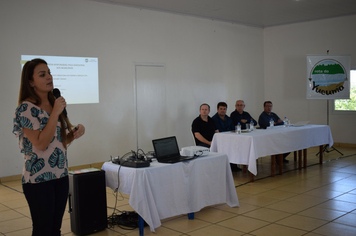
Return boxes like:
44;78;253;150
19;58;73;148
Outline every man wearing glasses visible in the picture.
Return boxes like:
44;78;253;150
230;100;257;130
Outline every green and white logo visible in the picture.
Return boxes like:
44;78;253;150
309;59;347;96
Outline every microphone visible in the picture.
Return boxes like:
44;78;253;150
52;88;67;117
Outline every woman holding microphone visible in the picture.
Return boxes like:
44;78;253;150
13;58;85;236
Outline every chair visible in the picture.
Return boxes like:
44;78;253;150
191;129;197;146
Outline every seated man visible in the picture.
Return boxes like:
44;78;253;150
230;100;257;129
212;102;234;132
258;101;284;129
192;103;219;148
212;102;241;172
258;101;289;162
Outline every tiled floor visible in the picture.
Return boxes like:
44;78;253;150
1;146;356;236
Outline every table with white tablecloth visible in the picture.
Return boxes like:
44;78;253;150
210;125;334;176
101;152;239;232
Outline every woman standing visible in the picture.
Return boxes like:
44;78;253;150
13;58;85;236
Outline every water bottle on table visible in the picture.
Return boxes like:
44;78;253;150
269;118;274;128
250;119;254;131
283;117;288;127
236;122;241;134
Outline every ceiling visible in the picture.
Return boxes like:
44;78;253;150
91;0;356;28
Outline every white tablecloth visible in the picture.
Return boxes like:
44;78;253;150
101;152;239;232
210;125;333;176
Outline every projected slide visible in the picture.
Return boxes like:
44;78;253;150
21;55;99;104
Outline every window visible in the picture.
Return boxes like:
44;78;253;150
334;70;356;111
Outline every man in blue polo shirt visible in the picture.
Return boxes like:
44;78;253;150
212;102;234;132
211;102;242;171
258;101;289;163
258;101;284;129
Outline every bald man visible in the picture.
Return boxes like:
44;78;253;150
230;100;257;129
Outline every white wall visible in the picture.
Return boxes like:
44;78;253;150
264;15;356;144
0;0;264;177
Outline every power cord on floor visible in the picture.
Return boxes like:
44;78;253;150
106;190;148;230
107;211;143;230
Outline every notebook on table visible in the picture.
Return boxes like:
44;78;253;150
152;136;195;163
292;121;310;127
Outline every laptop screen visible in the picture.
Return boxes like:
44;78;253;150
152;136;180;159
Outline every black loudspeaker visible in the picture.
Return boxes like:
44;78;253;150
68;169;107;235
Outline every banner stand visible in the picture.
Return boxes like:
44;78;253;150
316;100;344;156
307;53;350;156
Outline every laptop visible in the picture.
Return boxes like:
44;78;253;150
152;136;195;163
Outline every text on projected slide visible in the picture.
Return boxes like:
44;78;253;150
21;55;99;104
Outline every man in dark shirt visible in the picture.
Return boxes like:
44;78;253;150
258;101;284;129
230;100;257;129
258;101;289;162
212;102;242;172
191;103;218;148
212;102;234;132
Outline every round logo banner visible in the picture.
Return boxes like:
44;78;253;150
307;55;350;99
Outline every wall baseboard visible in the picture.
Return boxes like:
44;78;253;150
0;162;105;183
333;142;356;148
